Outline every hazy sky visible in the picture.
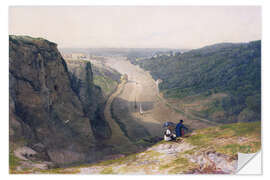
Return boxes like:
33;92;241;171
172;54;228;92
9;6;261;49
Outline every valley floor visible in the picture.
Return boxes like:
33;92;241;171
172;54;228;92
103;57;212;141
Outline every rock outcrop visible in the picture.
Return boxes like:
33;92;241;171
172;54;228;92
66;60;111;140
9;35;109;167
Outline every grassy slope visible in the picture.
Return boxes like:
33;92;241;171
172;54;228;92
186;121;261;155
93;75;118;97
66;59;120;98
23;121;260;174
92;64;120;98
166;92;232;124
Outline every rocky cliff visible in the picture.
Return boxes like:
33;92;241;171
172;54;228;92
9;35;110;168
66;59;111;140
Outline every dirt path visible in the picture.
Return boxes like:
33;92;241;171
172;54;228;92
102;79;136;150
104;57;212;140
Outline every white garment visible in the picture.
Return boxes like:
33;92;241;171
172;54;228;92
164;129;172;141
164;135;171;141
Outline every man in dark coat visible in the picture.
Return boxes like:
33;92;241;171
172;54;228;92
176;120;188;137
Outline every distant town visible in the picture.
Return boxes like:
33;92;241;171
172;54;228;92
61;49;184;63
62;53;94;60
61;52;107;63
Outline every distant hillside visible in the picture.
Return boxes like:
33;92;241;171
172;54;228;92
133;41;261;123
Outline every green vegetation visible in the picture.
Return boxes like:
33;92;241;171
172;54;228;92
67;59;121;98
9;151;21;173
110;99;130;140
100;167;115;174
15;121;260;174
217;142;260;155
219;121;261;137
167;157;195;174
186;121;261;156
93;75;118;97
93;153;139;167
92;64;121;97
133;136;160;147
134;41;261;123
38;168;80;174
79;122;260;174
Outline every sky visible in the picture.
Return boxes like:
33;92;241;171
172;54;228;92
9;6;261;49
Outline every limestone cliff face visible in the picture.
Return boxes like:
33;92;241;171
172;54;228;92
9;35;108;166
66;60;111;140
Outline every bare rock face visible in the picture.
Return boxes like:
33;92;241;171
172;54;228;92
9;35;103;166
66;60;112;140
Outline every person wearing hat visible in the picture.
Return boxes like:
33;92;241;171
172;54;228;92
175;120;188;137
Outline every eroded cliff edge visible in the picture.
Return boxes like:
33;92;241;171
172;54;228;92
9;35;111;167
